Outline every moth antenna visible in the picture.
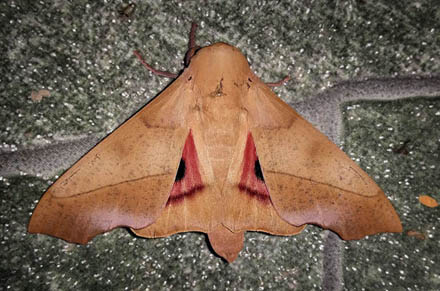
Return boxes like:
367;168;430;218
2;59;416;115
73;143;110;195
184;22;200;66
134;22;199;78
266;75;291;87
133;50;178;79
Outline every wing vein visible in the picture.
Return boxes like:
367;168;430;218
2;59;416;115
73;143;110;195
265;170;373;197
54;173;171;199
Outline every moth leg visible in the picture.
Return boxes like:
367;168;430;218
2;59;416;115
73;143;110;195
265;75;291;87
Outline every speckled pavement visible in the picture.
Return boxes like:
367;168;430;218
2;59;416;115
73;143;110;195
1;1;439;290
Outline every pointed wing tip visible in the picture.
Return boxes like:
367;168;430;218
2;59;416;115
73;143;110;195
28;217;93;245
338;226;403;241
334;209;403;240
27;230;91;245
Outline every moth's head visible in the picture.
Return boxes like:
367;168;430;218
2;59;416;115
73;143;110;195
187;43;254;97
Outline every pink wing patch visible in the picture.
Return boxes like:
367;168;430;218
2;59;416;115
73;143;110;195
166;130;204;205
238;133;271;203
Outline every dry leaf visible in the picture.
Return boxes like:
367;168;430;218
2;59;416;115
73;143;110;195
418;195;439;208
406;230;426;240
31;89;50;102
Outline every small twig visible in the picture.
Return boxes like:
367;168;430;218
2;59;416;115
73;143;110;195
133;50;178;79
266;75;291;87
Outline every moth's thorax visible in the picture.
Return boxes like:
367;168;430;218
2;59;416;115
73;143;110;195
188;42;253;98
184;43;254;183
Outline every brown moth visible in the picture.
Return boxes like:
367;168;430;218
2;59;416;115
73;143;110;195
28;24;402;262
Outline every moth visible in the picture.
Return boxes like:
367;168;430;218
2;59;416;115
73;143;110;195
28;24;402;262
